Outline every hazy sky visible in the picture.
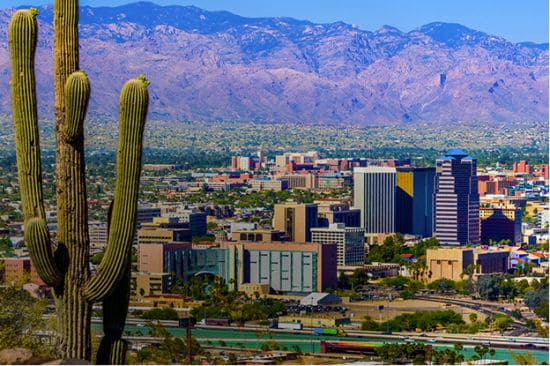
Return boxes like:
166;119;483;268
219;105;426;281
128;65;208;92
3;0;548;43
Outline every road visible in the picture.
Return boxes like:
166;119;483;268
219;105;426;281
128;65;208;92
91;321;549;364
414;295;528;334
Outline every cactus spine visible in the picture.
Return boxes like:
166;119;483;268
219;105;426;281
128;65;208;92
8;2;149;363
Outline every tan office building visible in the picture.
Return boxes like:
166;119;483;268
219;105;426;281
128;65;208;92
138;219;192;245
273;202;318;242
231;229;288;242
138;242;191;273
131;272;173;298
426;247;509;282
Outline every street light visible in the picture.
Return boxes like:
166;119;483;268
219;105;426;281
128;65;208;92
310;297;314;353
386;294;392;335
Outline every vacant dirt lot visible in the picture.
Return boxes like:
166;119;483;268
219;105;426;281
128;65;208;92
343;298;485;323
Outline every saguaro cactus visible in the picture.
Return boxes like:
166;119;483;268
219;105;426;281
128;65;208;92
9;2;149;363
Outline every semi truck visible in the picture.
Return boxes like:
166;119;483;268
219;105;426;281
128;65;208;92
313;327;346;336
200;318;231;326
276;322;303;330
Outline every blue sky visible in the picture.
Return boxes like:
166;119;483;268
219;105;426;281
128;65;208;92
3;0;548;43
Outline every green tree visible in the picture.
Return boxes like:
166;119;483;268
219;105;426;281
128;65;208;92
406;259;428;282
367;234;405;264
382;309;464;332
524;288;548;310
509;350;540;365
472;345;495;361
432;348;464;364
476;274;502;300
206;222;219;231
399;289;415;299
410;237;440;258
141;308;179;321
460;263;478;293
0;287;54;357
350;268;370;289
361;316;380;331
0;238;12;252
534;300;549;320
493;314;513;335
532;319;549;338
377;343;429;364
138;321;203;364
337;271;350;289
427;278;456;293
381;276;411;290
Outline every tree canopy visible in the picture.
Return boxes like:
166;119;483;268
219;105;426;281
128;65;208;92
0;287;53;357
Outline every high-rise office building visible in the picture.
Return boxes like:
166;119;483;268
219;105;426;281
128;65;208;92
353;166;396;235
311;223;365;266
433;149;480;246
316;201;361;228
88;221;108;248
396;167;436;238
137;217;192;245
273;202;318;242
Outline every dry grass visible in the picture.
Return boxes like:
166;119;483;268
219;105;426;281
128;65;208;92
343;298;486;323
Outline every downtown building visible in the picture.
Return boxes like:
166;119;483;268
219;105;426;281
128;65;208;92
273;202;318;242
433;149;480;246
395;167;436;238
311;223;365;266
137;240;337;294
480;206;522;244
316;200;361;228
353;166;396;243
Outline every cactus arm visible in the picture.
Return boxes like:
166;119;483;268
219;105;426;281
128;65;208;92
64;71;90;142
97;338;128;365
9;9;63;287
85;76;149;302
25;218;64;286
97;201;130;364
9;9;43;220
96;261;131;364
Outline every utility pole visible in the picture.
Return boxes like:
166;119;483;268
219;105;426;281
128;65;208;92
186;317;193;364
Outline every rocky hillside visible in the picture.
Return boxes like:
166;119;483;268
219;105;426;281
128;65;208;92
0;2;547;125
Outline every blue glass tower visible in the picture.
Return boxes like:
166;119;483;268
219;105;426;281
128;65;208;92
434;149;480;246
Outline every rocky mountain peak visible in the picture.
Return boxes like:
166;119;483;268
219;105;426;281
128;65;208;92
0;3;547;125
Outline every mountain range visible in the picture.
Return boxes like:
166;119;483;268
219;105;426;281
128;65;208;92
0;2;548;125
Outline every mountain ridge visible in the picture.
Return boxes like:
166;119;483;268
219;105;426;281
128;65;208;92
0;2;547;125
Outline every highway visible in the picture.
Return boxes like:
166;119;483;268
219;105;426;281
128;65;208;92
414;295;528;332
91;317;548;350
90;320;549;364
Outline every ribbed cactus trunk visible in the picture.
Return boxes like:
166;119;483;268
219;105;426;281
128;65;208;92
52;1;90;358
8;1;149;363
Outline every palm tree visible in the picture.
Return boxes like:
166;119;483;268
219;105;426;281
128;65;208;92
407;260;428;282
460;263;479;293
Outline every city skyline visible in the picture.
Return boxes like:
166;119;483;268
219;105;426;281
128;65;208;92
0;0;548;362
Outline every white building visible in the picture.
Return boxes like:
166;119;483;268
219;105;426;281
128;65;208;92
353;166;396;235
311;223;365;266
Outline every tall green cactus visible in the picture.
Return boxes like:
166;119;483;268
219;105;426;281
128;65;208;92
9;2;149;362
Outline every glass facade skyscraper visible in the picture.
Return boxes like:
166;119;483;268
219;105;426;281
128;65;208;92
434;149;480;246
396;167;436;238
